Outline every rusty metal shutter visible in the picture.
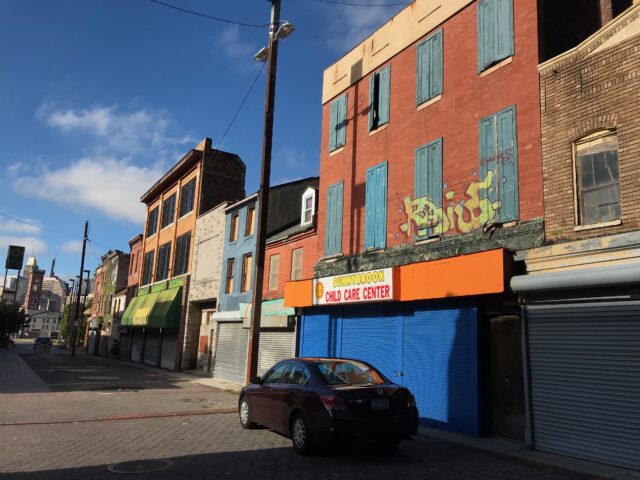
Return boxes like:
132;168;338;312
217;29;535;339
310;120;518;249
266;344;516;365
213;322;248;384
257;331;295;376
526;301;640;470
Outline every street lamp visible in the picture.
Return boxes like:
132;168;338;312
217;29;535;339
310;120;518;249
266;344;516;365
246;0;295;383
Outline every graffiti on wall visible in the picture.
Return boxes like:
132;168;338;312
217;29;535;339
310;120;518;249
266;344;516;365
399;170;502;237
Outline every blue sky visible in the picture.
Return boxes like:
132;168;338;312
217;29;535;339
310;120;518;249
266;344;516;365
0;0;405;282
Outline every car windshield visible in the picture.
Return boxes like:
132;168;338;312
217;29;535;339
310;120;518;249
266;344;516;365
316;360;386;386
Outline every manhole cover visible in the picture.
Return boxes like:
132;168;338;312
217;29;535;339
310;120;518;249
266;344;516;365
77;376;120;380
181;398;206;403
107;459;172;474
90;385;145;391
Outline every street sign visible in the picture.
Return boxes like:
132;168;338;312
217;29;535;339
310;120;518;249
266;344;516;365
5;245;25;270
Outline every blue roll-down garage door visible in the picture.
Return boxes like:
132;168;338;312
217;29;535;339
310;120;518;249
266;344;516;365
298;301;479;435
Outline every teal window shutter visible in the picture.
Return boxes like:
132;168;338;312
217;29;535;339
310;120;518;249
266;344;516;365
497;106;518;221
329;94;347;152
337;94;347;148
478;0;513;72
416;30;443;105
368;75;375;131
415;139;443;237
496;0;514;60
329;100;338;152
365;162;388;250
430;30;443;98
479;105;518;224
378;66;390;126
325;182;344;256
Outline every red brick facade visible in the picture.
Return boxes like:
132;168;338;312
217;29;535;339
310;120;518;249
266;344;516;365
317;0;543;264
263;230;317;300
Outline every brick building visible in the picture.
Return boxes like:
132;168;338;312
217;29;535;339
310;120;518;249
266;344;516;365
210;177;318;383
511;1;640;470
120;137;245;370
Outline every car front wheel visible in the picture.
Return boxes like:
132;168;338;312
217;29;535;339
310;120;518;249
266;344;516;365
238;397;256;429
291;412;313;455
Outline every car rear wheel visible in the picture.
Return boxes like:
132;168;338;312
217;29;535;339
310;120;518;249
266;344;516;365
238;397;256;429
291;412;313;455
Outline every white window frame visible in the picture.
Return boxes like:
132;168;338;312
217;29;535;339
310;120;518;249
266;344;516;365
301;187;316;226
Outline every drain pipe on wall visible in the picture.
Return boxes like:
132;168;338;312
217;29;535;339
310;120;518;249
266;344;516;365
520;296;535;449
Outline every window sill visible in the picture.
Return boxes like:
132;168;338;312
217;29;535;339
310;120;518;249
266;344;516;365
160;223;174;232
414;236;441;245
417;94;442;111
574;218;622;232
479;56;513;78
368;122;389;136
329;146;345;157
364;247;385;255
321;253;343;262
178;210;194;222
145;232;157;240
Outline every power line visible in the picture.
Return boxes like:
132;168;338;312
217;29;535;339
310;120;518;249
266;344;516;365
0;212;84;241
214;62;266;152
310;0;411;6
146;0;270;28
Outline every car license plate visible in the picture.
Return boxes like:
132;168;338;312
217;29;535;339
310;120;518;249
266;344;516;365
370;398;390;410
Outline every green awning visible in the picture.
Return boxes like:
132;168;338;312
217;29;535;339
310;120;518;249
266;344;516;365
132;291;161;327
120;295;142;327
148;287;182;329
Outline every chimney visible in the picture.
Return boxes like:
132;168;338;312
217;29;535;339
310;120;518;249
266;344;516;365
195;137;212;153
599;0;613;25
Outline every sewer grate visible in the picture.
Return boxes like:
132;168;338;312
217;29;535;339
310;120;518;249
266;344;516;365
77;376;120;381
90;385;145;391
107;459;173;474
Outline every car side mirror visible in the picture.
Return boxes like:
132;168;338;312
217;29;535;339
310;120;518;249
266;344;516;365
251;376;262;385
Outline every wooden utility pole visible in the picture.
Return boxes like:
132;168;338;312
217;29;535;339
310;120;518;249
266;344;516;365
71;221;88;358
246;0;281;382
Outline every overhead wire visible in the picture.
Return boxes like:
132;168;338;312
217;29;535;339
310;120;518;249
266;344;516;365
146;0;270;28
309;0;411;6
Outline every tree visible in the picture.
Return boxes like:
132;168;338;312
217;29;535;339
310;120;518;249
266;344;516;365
0;302;28;343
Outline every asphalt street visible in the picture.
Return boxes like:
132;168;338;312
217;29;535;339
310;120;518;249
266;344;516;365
0;341;601;480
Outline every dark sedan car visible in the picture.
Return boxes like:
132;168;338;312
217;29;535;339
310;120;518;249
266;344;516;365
238;358;419;454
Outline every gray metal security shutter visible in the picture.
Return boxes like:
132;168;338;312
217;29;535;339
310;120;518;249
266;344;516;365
257;331;295;376
527;301;640;470
213;322;248;384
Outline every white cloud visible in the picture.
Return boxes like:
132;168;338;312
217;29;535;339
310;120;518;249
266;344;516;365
59;240;84;254
215;25;260;72
0;217;42;235
8;162;28;177
325;6;405;52
0;236;48;259
14;156;163;224
36;104;194;155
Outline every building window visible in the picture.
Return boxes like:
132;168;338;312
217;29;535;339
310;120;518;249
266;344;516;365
329;93;347;151
229;212;239;242
142;250;154;285
146;207;159;237
365;162;388;251
173;232;191;276
161;194;176;228
479;105;518;223
268;254;280;291
245;206;255;236
225;258;235;294
368;65;390;131
301;189;315;225
129;253;136;275
324;182;344;257
575;132;621;225
477;0;514;72
156;242;171;281
291;248;304;281
417;29;443;105
178;178;197;218
415;138;443;238
241;254;252;292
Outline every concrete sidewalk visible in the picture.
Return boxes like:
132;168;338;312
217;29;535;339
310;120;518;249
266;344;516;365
0;347;50;394
419;427;639;480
